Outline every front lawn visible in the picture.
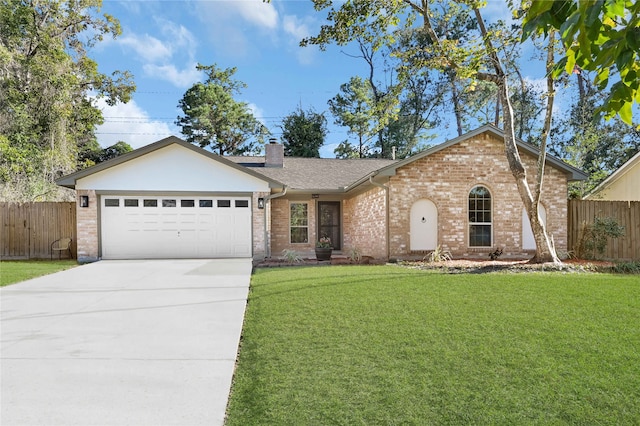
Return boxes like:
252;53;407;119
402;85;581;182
226;266;640;425
0;260;78;287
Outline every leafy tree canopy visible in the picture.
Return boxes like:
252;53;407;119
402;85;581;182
328;76;374;158
78;140;133;169
280;107;327;157
176;63;269;155
0;0;135;201
522;0;640;124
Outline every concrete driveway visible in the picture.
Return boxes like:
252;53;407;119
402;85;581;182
1;259;252;426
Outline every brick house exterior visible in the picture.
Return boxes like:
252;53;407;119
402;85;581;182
384;131;570;259
57;125;586;262
246;125;586;261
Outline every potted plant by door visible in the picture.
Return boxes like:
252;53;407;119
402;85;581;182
315;236;333;261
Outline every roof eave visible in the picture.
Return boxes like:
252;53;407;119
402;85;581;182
55;136;284;189
584;149;640;198
371;124;588;181
284;188;347;195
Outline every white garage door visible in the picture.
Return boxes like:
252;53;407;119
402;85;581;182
100;195;252;259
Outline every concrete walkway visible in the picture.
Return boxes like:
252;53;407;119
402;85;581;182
1;259;252;426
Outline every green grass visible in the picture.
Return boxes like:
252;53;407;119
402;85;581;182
226;266;640;425
0;260;78;287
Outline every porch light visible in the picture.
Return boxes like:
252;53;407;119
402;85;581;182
80;195;89;208
257;198;265;209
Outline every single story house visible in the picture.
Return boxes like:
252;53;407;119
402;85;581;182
57;124;587;263
584;150;640;201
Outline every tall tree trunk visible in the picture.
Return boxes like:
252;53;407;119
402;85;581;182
494;90;501;126
473;8;560;264
529;29;559;263
448;70;464;136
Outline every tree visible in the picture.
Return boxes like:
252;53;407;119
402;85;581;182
333;140;360;158
522;0;640;124
328;76;375;158
280;107;327;157
304;0;561;263
550;72;640;197
0;0;135;201
383;69;441;158
78;140;133;168
176;64;269;155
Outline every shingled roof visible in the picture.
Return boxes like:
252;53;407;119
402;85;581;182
226;156;397;191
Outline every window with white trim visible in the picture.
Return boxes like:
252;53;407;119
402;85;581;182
290;202;309;244
468;186;492;247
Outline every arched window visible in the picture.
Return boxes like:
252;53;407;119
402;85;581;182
468;186;492;247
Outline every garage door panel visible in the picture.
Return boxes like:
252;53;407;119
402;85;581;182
101;196;252;259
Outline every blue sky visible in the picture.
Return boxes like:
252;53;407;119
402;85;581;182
92;0;527;157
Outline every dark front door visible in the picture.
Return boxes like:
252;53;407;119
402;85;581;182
318;202;341;250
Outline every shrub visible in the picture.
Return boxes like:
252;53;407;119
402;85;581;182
348;247;362;263
425;245;452;263
281;249;303;264
576;216;625;260
609;261;640;274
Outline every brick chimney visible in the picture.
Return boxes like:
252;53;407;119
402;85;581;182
265;138;284;168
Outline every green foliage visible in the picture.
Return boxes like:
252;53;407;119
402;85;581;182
328;76;375;158
77;140;133;169
316;236;332;249
333;140;360;158
176;63;269;155
550;75;640;198
281;249;303;265
425;245;452;263
0;0;135;201
522;0;640;124
576;216;626;259
607;261;640;274
279;107;327;157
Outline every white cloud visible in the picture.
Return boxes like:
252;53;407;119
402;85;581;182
116;19;199;88
118;34;172;62
235;1;278;29
282;15;310;40
282;14;319;65
94;98;175;149
156;17;198;58
143;62;201;88
195;1;279;57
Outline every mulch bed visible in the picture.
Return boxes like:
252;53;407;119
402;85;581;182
254;257;616;274
399;258;616;274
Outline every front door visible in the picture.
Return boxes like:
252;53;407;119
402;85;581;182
318;202;341;250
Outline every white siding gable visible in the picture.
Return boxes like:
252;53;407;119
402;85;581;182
76;144;269;192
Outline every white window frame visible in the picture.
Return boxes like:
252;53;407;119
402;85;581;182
468;185;492;247
289;202;309;244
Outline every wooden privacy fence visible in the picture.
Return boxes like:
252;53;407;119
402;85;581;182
1;202;76;260
568;200;640;261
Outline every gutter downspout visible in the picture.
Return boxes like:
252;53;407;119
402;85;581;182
369;175;390;260
263;186;288;258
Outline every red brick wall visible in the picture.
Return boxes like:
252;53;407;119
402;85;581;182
388;132;569;259
76;189;99;262
252;191;270;258
343;187;387;259
270;198;317;256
